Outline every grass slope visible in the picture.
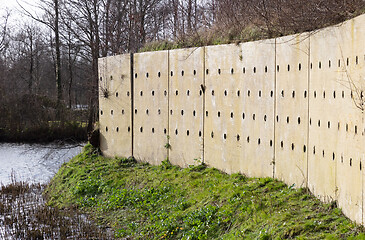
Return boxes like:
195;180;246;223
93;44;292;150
46;144;365;239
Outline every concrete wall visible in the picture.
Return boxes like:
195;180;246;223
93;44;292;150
99;14;365;225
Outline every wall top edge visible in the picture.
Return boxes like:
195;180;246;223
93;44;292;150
98;13;365;61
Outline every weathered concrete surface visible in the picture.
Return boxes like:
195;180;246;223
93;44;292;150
98;54;132;158
133;51;169;165
240;40;276;178
275;34;310;188
169;48;204;167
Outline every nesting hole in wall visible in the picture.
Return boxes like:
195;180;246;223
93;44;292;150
287;64;290;71
338;59;341;67
265;66;268;73
187;90;190;96
281;90;284;97
355;125;358;134
152;128;155;133
206;111;209;117
135;73;138;78
259;90;262;97
338;122;340;130
248;90;251;97
237;90;240;97
158;109;161;115
106;126;108;132
356;56;359;65
299;63;302;71
276;115;279;122
318;120;320;127
111;110;114;115
181;110;184;115
291;143;294;151
346;123;349;132
247;136;250;143
164;128;167;134
110;75;113;80
280;141;283;148
140;127;143;133
310;63;313;69
187;130;190;136
350;158;352;166
351;91;353;99
242;112;245;119
176;90;179;95
224;90;228;96
323;91;326;99
303;145;306;153
218;69;221;74
146;72;149;78
313;146;316;155
146;109;149;115
310;118;312;125
237;135;240;141
270;140;273;147
140;91;143;96
212;90;215;96
200;90;202;96
231;112;234;118
122;109;125;115
286;116;290;124
128;126;131;132
193;70;197;75
199;131;202;137
135;109;138;114
211;131;214;138
116;92;119;97
170;110;173;115
264;115;267;122
329;60;331;68
298;117;301;124
328;121;330;128
218;111;221;117
175;129;178;135
314;91;317;98
277;65;280;72
100;110;103;116
332;152;335;161
152;90;155;96
127;91;130;97
253;67;256;73
347;58;349;66
319;62;322;69
360;161;362;171
158;72;161;77
181;70;184;76
322;150;325;158
231;68;234;74
342;91;345;98
333;91;336;98
258;138;261;145
171;71;174;76
243;67;246;74
223;133;227;139
292;91;295;98
271;91;273;98
100;77;103;81
253;114;256;120
206;69;209;75
193;110;196;116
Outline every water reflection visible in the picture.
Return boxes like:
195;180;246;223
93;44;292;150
0;143;83;185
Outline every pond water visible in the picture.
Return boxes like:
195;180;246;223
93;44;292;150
0;143;83;185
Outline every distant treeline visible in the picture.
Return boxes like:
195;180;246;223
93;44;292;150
0;0;363;142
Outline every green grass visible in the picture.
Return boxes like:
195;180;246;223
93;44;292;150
46;144;365;239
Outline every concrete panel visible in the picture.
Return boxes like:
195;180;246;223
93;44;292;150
240;40;276;178
204;41;275;177
133;51;168;165
98;54;132;158
169;48;204;167
309;14;365;226
333;14;365;224
275;34;310;188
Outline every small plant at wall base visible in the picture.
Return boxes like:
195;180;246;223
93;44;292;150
164;135;171;149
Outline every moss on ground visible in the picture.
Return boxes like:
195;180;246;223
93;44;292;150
46;144;365;239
